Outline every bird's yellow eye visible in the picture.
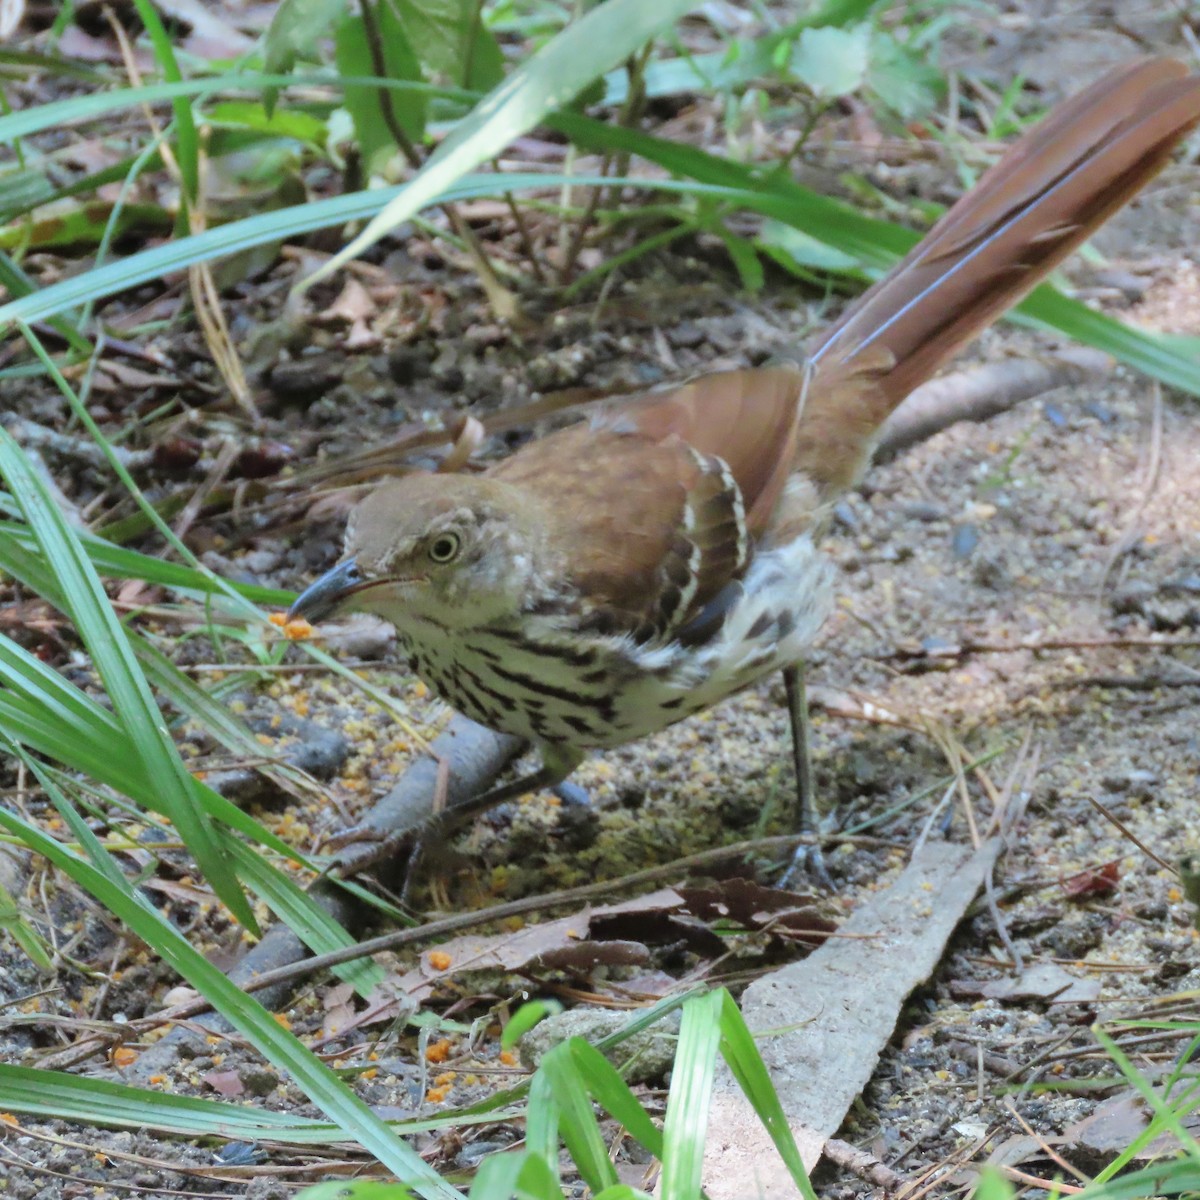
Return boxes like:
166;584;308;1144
428;532;461;563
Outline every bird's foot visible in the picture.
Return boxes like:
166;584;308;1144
323;822;415;877
778;834;835;892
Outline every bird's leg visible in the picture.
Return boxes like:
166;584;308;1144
400;750;582;904
778;662;834;890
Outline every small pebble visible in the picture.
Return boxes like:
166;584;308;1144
951;523;979;559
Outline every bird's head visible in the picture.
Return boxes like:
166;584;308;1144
288;474;553;631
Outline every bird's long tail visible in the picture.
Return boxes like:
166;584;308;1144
793;56;1200;495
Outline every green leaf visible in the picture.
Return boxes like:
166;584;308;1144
128;0;199;208
390;0;503;90
866;28;945;122
297;1183;419;1199
307;0;705;281
469;1151;564;1200
0;201;173;251
972;1167;1017;1200
205;100;330;147
335;9;427;170
263;0;349;112
716;991;816;1199
0;518;292;606
789;24;871;99
758;216;864;274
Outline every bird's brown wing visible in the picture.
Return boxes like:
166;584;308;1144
488;365;806;638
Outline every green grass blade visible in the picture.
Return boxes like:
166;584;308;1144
11;742;134;885
308;0;705;281
564;1040;664;1157
469;1148;564;1200
537;1040;619;1192
0;517;291;605
0;803;465;1198
0;427;254;929
227;840;385;998
0;875;53;968
659;991;722;1200
0;1062;327;1137
717;990;816;1199
0;73;461;146
550;110;1200;398
0;619;315;868
522;1059;561;1173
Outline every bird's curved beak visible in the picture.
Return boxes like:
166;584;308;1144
288;558;361;623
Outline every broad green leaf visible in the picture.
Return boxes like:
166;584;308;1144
265;0;349;73
307;0;704;281
0;201;173;251
206;101;330;147
263;0;349;112
336;10;427;171
866;28;945;121
789;24;871;99
390;0;503;90
602;0;878;107
972;1167;1017;1200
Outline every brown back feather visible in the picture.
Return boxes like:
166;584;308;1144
489;366;805;636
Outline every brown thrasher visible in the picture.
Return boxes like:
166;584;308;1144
292;58;1200;884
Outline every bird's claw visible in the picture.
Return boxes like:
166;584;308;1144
778;836;835;892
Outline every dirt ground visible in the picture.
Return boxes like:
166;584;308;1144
3;1;1200;1196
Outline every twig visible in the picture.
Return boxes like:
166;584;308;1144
127;824;888;1033
171;437;238;540
823;1138;903;1192
1098;381;1163;593
1085;794;1176;874
880;633;1200;662
1062;672;1200;691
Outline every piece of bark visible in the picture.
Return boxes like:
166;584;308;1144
701;837;1003;1198
329;715;525;877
